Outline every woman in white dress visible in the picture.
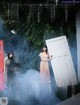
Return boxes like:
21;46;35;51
39;46;52;83
4;52;13;86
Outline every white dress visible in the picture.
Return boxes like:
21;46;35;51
4;57;11;84
39;52;51;82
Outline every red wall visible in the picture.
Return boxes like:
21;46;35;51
0;40;4;73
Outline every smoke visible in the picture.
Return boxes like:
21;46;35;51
0;18;70;105
0;18;61;105
1;70;60;105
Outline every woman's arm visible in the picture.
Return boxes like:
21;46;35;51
4;59;6;74
39;53;48;61
39;53;52;61
4;57;7;74
47;52;53;61
48;55;53;61
41;57;49;61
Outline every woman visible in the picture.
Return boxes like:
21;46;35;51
39;46;52;83
4;52;14;87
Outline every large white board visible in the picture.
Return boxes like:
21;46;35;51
76;11;80;82
46;36;78;87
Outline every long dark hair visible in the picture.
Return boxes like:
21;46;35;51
8;52;13;59
42;46;48;54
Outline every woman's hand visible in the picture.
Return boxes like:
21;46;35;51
49;55;53;60
50;55;53;60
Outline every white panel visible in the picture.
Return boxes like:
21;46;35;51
46;38;68;57
46;36;78;87
76;11;80;82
